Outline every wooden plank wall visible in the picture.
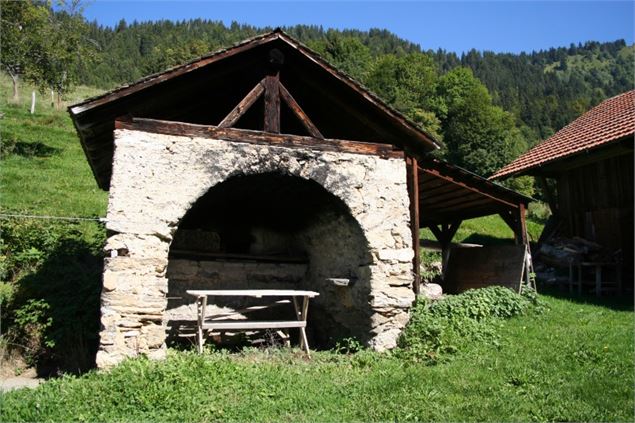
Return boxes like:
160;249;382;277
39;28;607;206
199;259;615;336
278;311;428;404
557;152;633;252
443;245;526;294
556;151;634;281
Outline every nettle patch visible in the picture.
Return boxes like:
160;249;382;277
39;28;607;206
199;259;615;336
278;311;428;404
397;286;545;363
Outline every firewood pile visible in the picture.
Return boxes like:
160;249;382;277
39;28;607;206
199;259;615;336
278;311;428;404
538;236;618;267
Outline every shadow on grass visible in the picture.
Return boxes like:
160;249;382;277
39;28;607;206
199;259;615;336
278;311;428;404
538;285;634;312
13;237;103;376
1;140;61;158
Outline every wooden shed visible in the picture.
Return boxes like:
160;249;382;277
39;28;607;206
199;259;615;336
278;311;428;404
493;90;634;292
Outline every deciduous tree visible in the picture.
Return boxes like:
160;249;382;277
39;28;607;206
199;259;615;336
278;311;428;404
0;0;49;102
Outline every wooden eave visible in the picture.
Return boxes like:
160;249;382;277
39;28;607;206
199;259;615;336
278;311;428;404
69;29;441;190
418;157;533;226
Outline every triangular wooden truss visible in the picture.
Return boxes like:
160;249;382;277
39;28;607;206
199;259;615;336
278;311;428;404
218;73;324;139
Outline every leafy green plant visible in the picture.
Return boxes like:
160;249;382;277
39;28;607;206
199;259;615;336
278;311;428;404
420;250;442;283
0;217;105;373
333;337;364;354
12;298;54;364
397;286;542;363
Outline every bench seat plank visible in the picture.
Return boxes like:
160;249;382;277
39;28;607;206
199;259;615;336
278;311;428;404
202;320;307;330
187;289;319;298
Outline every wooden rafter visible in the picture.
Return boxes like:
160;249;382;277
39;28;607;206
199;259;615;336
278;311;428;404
430;196;496;214
279;82;324;139
421;168;519;209
218;79;266;128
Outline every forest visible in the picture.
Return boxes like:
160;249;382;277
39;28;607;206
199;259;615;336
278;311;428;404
3;1;634;193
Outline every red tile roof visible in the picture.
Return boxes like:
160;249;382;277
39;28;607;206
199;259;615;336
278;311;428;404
492;90;635;179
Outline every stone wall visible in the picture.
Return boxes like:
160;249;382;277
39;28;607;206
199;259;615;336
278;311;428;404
97;128;415;367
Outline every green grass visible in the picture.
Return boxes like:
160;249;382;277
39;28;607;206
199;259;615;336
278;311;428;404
421;214;544;246
0;74;107;217
1;293;632;422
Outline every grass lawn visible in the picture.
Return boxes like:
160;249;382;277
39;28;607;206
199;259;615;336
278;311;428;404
421;214;544;247
0;75;108;218
1;292;633;422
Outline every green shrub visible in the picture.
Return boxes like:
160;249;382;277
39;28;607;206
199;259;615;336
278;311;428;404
12;299;54;365
0;217;105;373
528;201;552;223
420;250;442;283
397;286;543;363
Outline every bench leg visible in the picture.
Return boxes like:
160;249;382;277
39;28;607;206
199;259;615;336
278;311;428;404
595;265;602;297
300;296;311;357
196;296;207;354
293;296;311;357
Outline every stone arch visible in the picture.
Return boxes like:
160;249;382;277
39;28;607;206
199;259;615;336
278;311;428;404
98;131;415;367
164;171;374;348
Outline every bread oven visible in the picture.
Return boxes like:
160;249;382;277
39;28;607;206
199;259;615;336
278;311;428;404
165;172;373;348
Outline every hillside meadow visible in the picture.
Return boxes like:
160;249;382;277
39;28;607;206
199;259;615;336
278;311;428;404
1;292;633;422
0;77;633;422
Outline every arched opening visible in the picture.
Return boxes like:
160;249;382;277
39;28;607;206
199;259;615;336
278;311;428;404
164;172;373;349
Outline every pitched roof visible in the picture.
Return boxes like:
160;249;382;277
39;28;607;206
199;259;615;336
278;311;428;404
69;29;441;190
492;90;635;179
418;157;533;226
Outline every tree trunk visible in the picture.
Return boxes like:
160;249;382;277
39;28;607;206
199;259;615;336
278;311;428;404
10;73;19;103
55;91;63;110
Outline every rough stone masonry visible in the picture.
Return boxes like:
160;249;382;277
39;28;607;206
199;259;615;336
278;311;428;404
97;129;415;368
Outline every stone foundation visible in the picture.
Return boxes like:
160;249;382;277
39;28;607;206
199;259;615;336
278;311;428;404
97;129;415;368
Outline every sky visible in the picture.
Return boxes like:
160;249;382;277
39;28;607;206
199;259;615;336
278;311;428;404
82;1;635;54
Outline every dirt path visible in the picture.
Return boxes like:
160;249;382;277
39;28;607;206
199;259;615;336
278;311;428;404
0;368;43;392
1;375;43;391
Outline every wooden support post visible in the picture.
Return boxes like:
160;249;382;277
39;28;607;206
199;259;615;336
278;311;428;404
428;221;461;276
406;157;421;294
518;203;528;246
264;73;280;133
499;210;518;244
499;207;528;246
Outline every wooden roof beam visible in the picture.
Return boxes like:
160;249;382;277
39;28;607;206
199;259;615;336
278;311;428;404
115;117;404;159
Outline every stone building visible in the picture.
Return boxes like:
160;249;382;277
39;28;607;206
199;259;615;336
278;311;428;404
69;30;531;368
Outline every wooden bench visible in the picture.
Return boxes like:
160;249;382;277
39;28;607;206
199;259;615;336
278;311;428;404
186;289;319;356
